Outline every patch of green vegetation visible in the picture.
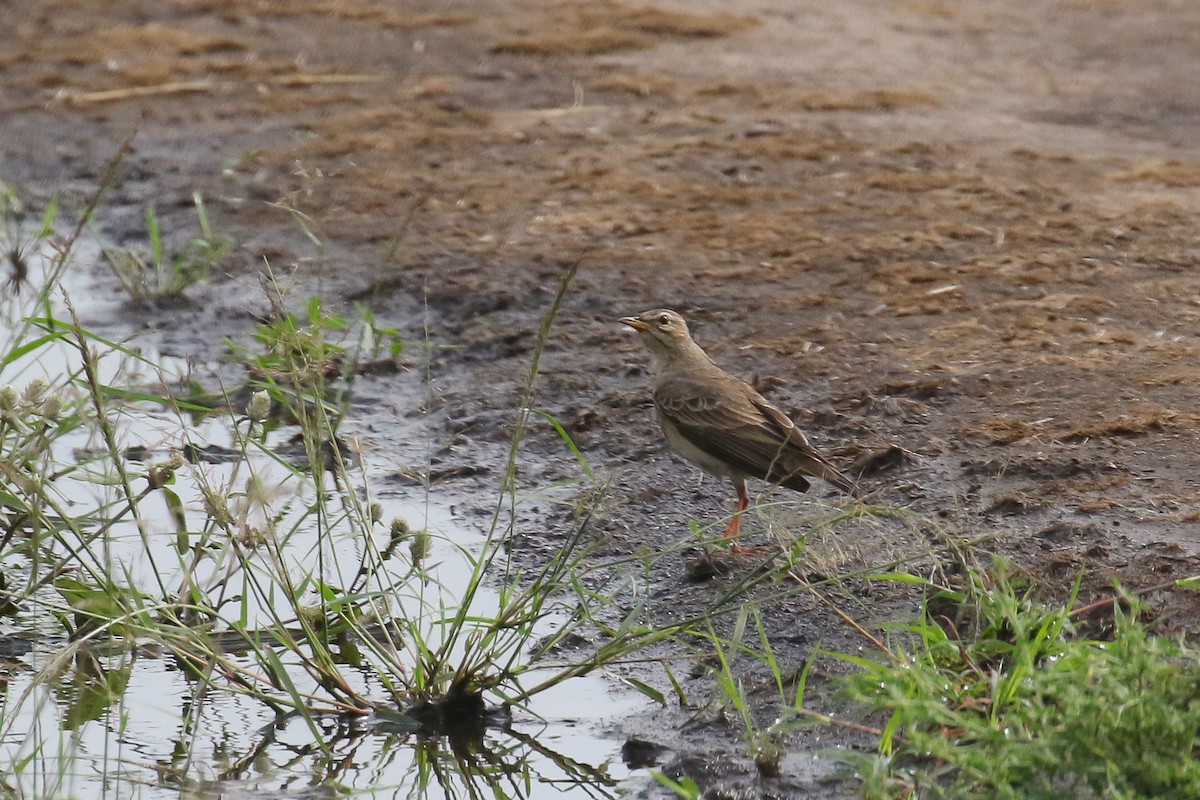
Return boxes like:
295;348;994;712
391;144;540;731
704;606;787;776
103;192;232;304
653;772;702;799
831;561;1200;799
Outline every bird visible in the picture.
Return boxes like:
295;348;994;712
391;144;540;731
620;308;857;550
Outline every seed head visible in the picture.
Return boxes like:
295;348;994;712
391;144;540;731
42;393;64;421
246;390;272;423
22;379;47;405
409;528;432;566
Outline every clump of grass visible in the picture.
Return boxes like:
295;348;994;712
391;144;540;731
703;605;787;776
103;192;231;304
830;561;1200;799
1;187;700;733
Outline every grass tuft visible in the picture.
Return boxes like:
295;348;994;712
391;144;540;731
829;561;1200;798
102;192;231;305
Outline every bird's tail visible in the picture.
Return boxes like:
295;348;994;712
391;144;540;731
822;462;861;498
803;451;861;498
776;450;862;498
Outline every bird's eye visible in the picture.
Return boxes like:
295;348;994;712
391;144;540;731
658;314;670;326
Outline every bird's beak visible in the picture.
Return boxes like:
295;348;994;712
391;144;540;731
620;316;649;331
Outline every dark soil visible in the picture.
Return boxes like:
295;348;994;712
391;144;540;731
5;0;1200;796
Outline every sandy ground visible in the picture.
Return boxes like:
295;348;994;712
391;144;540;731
6;0;1200;795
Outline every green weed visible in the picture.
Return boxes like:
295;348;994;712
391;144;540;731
103;192;231;304
652;771;703;799
697;606;787;776
830;562;1200;799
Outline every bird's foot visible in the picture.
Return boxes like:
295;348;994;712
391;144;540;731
726;541;773;556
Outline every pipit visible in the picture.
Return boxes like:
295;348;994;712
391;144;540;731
621;308;857;550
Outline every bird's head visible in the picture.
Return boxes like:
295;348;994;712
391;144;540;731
620;309;701;367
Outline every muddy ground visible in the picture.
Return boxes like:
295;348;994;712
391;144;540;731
5;0;1200;796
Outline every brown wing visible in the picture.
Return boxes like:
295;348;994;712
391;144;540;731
749;395;858;495
655;374;854;495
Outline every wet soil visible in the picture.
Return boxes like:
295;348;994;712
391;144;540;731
6;0;1200;796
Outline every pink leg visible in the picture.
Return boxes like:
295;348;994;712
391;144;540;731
722;481;751;550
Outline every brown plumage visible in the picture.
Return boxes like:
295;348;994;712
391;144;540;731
621;308;857;548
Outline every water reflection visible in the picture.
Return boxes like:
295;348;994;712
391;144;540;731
163;712;623;800
3;584;636;798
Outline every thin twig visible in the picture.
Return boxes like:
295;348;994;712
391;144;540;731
61;74;383;105
1068;577;1182;619
791;707;902;743
63;81;215;104
797;577;895;659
